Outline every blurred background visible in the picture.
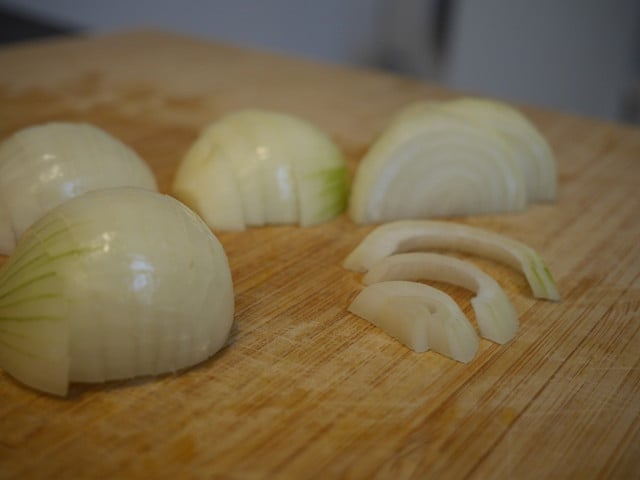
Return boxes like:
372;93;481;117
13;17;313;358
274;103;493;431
1;0;639;123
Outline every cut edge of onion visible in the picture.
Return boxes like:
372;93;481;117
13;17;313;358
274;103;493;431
344;220;560;301
442;97;557;202
348;280;479;362
392;98;557;203
348;106;527;224
0;317;70;396
363;252;519;344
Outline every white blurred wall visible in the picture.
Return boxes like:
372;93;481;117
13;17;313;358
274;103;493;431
0;0;380;65
445;0;640;120
2;0;638;121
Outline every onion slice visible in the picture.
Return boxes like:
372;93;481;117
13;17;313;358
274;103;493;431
0;122;158;255
349;281;479;362
348;102;527;224
363;253;518;344
0;187;234;396
344;220;560;301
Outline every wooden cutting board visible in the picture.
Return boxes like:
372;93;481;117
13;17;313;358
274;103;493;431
1;31;639;479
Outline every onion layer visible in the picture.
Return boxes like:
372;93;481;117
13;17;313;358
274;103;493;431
363;253;519;344
0;188;234;396
0;122;158;255
344;220;560;301
348;280;479;362
441;98;557;202
348;97;556;224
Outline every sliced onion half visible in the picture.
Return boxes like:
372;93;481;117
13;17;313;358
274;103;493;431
364;253;518;344
348;280;479;362
172;109;349;230
348;102;527;224
0;187;234;396
344;220;560;301
0;122;158;255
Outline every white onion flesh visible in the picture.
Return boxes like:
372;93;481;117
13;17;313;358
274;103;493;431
440;98;557;202
348;97;557;224
363;253;519;344
0;122;158;255
344;220;560;301
348;280;479;362
0;188;234;396
172;109;349;230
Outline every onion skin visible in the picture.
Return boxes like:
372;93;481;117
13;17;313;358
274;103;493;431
0;122;158;255
0;187;234;396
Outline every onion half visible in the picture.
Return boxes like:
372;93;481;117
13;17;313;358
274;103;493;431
172;109;349;230
349;103;526;223
0;122;158;255
348;280;479;362
363;253;519;344
441;98;557;202
0;188;234;396
344;220;560;301
348;97;557;224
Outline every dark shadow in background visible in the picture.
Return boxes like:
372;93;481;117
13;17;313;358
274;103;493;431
0;4;78;44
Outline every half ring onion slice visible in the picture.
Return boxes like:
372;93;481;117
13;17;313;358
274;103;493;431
348;280;479;362
344;220;560;301
364;252;519;344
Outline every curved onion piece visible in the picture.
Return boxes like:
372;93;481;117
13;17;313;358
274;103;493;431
364;253;518;344
0;122;158;255
383;98;556;203
441;98;557;202
344;220;560;301
348;103;526;224
348;280;479;362
0;187;234;396
172;109;349;231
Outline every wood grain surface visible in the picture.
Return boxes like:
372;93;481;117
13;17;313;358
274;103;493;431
1;31;639;480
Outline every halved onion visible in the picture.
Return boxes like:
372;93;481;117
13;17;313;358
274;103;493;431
344;220;560;301
172;109;349;230
0;122;158;255
0;188;234;396
363;253;518;344
349;280;478;362
440;98;557;202
348;102;527;224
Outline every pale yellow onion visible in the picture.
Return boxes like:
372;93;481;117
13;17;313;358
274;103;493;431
172;109;349;231
388;98;556;202
0;187;234;396
344;220;560;300
0;122;158;255
348;280;479;362
441;98;557;202
363;252;519;344
348;103;526;224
